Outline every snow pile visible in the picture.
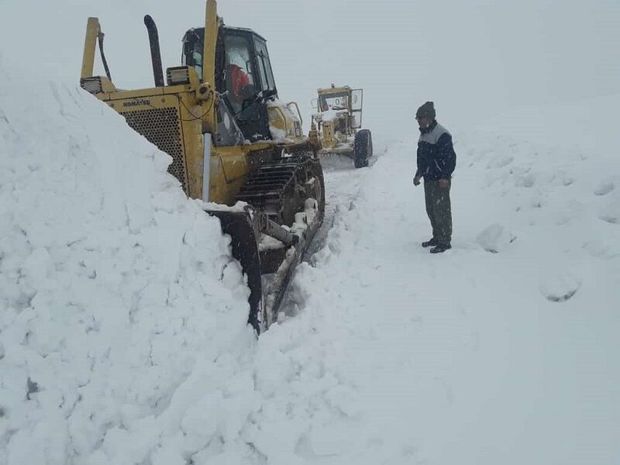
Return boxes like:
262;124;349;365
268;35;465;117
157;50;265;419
539;271;582;303
475;223;516;253
0;57;254;464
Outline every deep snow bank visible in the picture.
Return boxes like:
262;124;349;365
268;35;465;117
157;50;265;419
460;94;620;262
0;57;254;465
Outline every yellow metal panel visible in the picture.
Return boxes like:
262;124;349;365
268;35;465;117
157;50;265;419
177;94;206;200
323;122;336;148
267;105;288;135
100;86;184;102
209;146;249;204
81;18;100;79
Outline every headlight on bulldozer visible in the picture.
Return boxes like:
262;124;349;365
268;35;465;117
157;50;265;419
166;66;191;86
80;77;103;95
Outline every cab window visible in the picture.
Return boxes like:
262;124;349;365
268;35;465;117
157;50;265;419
254;39;275;92
182;29;204;77
319;93;349;111
224;35;256;114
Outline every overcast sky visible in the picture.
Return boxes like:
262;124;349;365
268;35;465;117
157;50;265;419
1;0;618;141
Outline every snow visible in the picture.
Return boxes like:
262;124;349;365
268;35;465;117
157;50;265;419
203;200;249;213
0;56;254;465
314;109;347;123
1;2;620;463
251;95;620;464
268;125;289;143
476;223;517;253
2;50;619;461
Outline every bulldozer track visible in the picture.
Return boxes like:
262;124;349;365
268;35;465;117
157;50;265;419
236;155;323;226
230;154;325;331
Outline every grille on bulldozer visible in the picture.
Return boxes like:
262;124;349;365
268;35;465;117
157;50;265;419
122;107;187;192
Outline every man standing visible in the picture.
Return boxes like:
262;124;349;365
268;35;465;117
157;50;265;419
413;101;456;254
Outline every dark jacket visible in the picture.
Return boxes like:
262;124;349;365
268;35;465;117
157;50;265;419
415;120;456;181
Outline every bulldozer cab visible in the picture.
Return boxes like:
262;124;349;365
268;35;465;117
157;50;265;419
182;26;279;142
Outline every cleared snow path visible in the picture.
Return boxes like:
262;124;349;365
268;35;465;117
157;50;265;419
243;123;620;464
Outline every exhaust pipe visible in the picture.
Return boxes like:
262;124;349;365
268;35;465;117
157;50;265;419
144;15;164;87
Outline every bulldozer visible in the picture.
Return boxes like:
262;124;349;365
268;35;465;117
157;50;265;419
311;84;373;168
80;0;325;333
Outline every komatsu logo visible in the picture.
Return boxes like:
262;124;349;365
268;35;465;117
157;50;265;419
123;99;151;108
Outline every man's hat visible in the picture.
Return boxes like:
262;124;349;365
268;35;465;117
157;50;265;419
416;101;436;120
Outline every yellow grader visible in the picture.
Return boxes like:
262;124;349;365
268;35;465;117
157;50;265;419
311;84;372;168
80;0;325;332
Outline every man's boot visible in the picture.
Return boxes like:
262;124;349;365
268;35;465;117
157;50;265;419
430;243;451;254
421;238;438;248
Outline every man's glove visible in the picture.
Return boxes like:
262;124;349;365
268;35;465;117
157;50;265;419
413;175;421;186
438;178;450;189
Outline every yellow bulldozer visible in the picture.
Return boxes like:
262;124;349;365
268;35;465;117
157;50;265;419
80;0;325;332
311;84;373;168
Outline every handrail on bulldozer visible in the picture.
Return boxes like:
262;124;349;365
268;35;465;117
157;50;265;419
287;101;303;127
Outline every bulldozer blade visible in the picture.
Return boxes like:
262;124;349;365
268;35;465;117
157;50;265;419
207;208;263;332
207;200;323;332
261;204;324;328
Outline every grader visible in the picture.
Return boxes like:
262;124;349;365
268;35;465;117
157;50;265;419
80;0;325;332
311;84;373;168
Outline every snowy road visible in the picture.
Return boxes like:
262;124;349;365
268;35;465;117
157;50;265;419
247;128;620;464
2;63;619;465
1;0;620;461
